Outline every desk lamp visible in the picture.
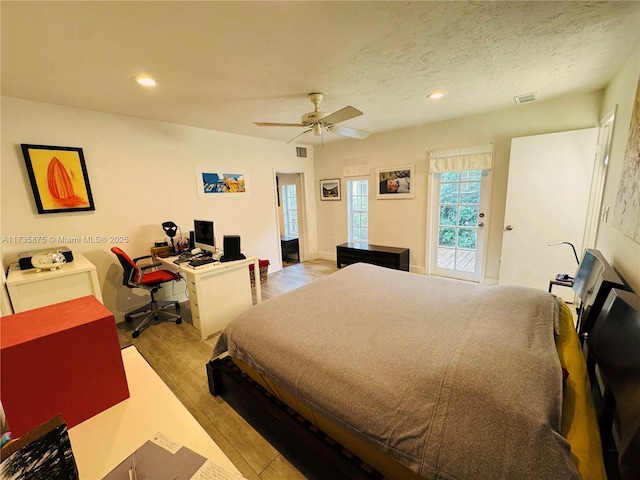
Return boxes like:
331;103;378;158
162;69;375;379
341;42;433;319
548;241;580;265
548;241;580;282
162;221;178;254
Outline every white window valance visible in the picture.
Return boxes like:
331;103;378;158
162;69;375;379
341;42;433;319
343;161;371;177
429;144;493;173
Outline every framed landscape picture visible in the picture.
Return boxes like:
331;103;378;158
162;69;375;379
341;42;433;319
320;178;341;201
376;165;414;199
21;144;95;214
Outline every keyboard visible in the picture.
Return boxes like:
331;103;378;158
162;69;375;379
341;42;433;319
188;257;216;268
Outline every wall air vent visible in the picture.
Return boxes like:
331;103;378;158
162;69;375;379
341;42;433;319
296;146;307;158
514;92;537;104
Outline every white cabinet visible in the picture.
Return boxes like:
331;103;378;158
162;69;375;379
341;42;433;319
6;253;103;313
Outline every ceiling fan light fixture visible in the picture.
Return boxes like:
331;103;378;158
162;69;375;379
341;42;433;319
133;75;157;87
427;91;446;100
255;93;370;142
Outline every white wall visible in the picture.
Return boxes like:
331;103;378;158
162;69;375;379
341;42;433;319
596;43;640;293
1;97;317;320
314;91;603;280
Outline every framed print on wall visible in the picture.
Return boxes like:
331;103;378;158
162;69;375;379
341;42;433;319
376;165;414;199
320;178;341;201
195;168;248;199
21;144;95;214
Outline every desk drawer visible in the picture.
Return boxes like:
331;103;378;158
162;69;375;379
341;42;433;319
187;279;198;299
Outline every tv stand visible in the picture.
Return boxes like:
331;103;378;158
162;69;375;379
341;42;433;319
336;242;409;271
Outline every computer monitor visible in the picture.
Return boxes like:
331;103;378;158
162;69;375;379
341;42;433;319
193;220;215;252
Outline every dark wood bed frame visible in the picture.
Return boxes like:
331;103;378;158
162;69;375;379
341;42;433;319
206;249;639;480
586;288;640;480
207;356;383;480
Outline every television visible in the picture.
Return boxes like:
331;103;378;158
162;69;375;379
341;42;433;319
193;220;215;253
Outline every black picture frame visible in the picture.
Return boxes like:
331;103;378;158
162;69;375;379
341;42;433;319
21;144;95;214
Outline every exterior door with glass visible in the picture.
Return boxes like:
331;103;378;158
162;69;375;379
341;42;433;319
429;169;492;282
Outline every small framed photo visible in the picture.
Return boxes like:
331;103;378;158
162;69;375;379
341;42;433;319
320;178;341;201
376;165;414;199
21;144;95;214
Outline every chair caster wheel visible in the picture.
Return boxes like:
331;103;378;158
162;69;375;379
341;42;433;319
132;331;140;338
175;303;181;311
176;317;182;325
125;315;133;323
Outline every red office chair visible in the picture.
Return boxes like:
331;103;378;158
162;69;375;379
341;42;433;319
111;247;182;338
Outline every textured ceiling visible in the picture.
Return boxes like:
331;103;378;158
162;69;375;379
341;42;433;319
2;1;639;145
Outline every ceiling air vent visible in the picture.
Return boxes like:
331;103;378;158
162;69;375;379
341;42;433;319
296;146;308;158
514;92;537;104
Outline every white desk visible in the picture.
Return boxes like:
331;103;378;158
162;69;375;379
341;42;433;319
5;253;103;313
68;346;241;479
157;256;262;340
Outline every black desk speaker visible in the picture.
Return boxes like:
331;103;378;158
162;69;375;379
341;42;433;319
220;235;245;262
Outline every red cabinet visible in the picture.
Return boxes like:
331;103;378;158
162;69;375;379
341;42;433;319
1;296;129;436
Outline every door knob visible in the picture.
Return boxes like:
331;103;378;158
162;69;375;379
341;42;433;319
478;222;485;227
505;225;513;231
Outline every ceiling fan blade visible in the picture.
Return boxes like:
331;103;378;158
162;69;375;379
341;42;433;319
326;124;370;139
254;122;306;127
322;106;363;125
287;128;313;144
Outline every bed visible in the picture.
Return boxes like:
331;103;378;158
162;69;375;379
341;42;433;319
207;261;637;480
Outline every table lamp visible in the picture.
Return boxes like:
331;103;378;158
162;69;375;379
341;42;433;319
162;221;178;254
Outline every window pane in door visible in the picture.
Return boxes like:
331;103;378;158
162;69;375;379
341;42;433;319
456;250;475;271
438;228;455;247
437;247;455;268
457;228;477;249
442;172;460;182
458;206;478;226
460;182;480;204
440;183;459;204
439;206;457;226
461;170;482;181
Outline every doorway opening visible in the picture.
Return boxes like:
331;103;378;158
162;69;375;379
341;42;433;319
275;172;304;268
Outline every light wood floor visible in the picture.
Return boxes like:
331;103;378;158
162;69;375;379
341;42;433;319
116;259;338;480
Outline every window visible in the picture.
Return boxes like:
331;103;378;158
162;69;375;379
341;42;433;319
282;184;298;236
347;179;368;242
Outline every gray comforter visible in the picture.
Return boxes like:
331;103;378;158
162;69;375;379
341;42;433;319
213;263;580;480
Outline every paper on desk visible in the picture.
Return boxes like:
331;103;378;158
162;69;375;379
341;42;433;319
150;431;182;454
190;460;247;480
101;432;246;480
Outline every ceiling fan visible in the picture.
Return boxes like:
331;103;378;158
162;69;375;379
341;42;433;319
254;93;370;144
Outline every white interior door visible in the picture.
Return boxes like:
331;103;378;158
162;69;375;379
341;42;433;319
499;128;598;302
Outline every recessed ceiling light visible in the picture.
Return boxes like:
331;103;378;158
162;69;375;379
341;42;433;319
427;91;446;100
133;75;157;87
